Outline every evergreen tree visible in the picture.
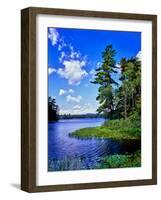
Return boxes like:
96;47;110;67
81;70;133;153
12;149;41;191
48;96;59;121
91;45;118;118
92;44;141;121
117;57;141;119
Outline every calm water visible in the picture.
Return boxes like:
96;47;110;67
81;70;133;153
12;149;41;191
48;118;140;171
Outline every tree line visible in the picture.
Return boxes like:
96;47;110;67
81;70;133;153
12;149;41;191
91;45;141;122
48;98;103;121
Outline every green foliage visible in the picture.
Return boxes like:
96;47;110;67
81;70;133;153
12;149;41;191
48;151;141;170
91;44;141;121
48;156;101;171
69;125;140;140
48;96;59;121
116;57;141;119
59;113;103;119
100;150;141;168
104;114;140;130
104;114;141;138
91;45;118;118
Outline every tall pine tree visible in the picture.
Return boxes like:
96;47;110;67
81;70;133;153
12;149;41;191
91;45;118;119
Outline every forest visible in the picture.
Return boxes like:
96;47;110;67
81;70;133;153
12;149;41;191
91;45;141;121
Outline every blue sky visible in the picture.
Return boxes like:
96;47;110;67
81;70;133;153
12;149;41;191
48;27;141;115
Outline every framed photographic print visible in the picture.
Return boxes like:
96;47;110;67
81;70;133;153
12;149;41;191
21;7;157;192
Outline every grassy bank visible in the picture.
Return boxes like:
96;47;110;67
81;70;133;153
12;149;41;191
69;126;140;140
69;118;141;140
100;150;141;168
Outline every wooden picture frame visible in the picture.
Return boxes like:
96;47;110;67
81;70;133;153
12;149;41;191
21;7;157;192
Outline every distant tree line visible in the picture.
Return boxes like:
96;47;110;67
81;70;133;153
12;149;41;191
48;97;103;121
59;113;103;119
91;45;141;121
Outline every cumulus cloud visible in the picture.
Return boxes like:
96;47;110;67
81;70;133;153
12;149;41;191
48;27;88;85
48;67;56;75
59;89;67;96
57;60;88;85
48;28;59;46
66;95;82;103
136;51;141;61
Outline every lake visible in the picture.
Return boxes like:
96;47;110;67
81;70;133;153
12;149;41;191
48;118;140;171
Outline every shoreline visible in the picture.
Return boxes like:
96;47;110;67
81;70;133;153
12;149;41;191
69;126;141;140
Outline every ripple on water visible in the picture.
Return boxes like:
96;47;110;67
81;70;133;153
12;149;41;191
48;118;141;171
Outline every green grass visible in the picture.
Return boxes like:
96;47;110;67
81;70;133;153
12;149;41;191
69;126;140;140
69;118;141;140
100;150;141;168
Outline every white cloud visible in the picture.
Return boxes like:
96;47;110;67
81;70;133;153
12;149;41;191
96;62;101;68
59;88;74;96
48;67;56;75
69;46;80;59
73;105;81;110
68;89;74;94
58;38;67;51
66;95;82;103
89;69;96;81
48;28;59;46
89;69;96;79
136;51;141;61
59;45;81;62
57;60;88;85
58;44;62;51
69;44;74;51
48;28;88;85
59;89;67;96
70;51;80;59
89;69;95;75
60;102;97;114
59;51;66;62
